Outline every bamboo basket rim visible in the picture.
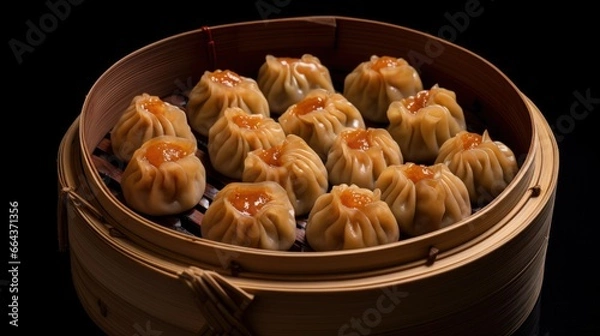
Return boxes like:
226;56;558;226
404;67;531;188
73;15;541;277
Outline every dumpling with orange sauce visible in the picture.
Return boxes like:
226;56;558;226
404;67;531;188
120;135;206;216
201;181;296;251
435;130;519;207
305;184;399;252
242;134;328;216
375;162;471;237
325;127;403;190
208;107;286;180
110;93;197;162
387;84;467;164
257;54;335;115
278;88;365;161
186;69;270;137
343;55;423;123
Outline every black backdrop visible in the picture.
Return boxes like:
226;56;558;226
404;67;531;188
4;0;599;335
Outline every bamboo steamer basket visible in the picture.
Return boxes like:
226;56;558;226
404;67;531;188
57;16;559;335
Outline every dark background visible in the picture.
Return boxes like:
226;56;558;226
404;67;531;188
4;0;598;335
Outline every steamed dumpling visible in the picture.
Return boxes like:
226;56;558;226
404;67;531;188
243;134;328;216
208;107;286;180
326;127;403;190
186;69;270;137
375;162;471;237
201;181;296;251
120;135;206;216
257;54;335;115
343;55;423;123
305;184;399;252
435;130;519;207
387;84;467;164
110;93;197;162
278;88;365;161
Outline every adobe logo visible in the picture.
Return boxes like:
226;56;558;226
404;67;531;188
8;0;85;65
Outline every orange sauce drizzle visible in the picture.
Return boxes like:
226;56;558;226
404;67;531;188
342;129;371;150
228;188;272;216
371;56;399;72
210;70;243;87
145;141;193;167
460;132;483;150
404;164;435;183
292;96;326;115
139;96;166;115
340;188;372;209
232;113;262;129
258;145;283;166
401;90;431;113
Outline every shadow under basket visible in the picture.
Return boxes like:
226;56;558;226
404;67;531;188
57;16;559;336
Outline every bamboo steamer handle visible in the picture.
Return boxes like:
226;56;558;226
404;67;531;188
179;266;255;335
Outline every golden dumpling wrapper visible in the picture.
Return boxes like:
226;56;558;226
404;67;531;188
305;184;399;252
326;127;404;190
257;54;335;115
201;181;296;251
186;69;270;137
387;84;467;164
278;88;365;161
208;107;286;180
120;135;206;217
344;55;423;123
375;162;472;237
110;93;197;162
243;134;328;216
435;130;519;207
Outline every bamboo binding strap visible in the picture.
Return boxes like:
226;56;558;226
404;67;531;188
61;186;105;221
179;266;255;335
200;26;217;71
58;186;106;252
56;185;71;252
